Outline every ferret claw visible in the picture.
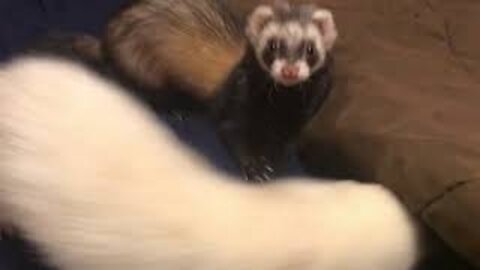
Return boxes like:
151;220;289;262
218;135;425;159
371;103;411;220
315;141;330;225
241;158;275;183
265;165;274;173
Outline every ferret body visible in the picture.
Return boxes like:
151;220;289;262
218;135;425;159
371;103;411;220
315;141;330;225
0;56;418;270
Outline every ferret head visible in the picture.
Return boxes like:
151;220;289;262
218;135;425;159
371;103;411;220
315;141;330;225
246;0;338;87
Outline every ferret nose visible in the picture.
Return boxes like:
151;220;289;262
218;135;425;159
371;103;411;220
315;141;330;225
281;65;300;80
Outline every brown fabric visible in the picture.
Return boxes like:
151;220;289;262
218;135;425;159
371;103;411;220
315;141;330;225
298;0;480;267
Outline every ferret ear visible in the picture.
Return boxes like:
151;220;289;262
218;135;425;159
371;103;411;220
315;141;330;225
312;9;338;51
246;5;274;43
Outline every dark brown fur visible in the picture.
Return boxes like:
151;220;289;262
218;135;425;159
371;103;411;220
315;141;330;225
102;0;245;100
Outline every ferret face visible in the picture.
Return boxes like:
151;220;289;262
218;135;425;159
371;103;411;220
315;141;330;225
258;22;324;86
246;2;338;87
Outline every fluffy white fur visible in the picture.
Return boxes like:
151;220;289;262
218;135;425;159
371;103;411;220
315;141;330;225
0;57;417;270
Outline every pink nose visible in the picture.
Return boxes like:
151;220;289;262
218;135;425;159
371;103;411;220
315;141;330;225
281;65;300;80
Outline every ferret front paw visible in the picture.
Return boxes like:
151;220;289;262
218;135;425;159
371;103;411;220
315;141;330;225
241;156;276;183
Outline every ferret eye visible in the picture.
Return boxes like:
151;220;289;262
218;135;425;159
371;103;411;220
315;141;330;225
267;39;279;52
306;43;315;55
305;41;319;67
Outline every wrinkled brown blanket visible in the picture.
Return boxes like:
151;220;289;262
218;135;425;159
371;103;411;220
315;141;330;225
297;0;480;267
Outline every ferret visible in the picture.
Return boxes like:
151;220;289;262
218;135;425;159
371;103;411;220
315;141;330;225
212;2;337;181
0;56;418;270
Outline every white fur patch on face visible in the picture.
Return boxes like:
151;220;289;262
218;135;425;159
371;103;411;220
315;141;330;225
257;23;280;52
283;22;303;48
297;61;311;81
271;59;310;87
271;59;287;83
